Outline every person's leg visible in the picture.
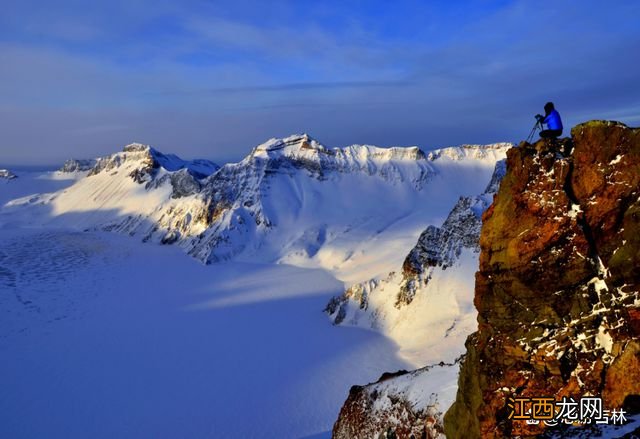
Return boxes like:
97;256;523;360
540;129;562;139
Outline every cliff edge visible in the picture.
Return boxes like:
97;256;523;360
445;120;640;437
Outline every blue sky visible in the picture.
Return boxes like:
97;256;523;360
1;0;639;165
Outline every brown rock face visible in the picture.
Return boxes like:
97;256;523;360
445;121;640;438
332;364;454;439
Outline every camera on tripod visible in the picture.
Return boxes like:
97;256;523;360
527;114;546;143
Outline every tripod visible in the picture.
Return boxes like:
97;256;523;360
526;118;544;143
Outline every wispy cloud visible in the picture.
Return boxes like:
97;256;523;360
152;79;413;96
0;0;639;166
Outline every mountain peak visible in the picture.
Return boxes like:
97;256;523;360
122;142;153;153
84;143;219;180
252;133;328;157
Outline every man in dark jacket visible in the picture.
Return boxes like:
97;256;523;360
537;102;563;139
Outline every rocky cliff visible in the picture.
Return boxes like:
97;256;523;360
445;121;640;438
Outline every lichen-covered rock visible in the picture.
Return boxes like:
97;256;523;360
445;121;640;438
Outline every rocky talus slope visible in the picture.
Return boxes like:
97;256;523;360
445;121;640;438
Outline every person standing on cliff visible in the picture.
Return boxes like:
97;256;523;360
537;102;563;139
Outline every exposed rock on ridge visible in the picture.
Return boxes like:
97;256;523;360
396;193;492;307
249;134;435;188
59;159;96;173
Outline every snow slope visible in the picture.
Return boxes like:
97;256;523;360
0;170;80;212
327;159;507;436
0;228;408;438
326;160;506;366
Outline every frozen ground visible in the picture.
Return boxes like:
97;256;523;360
0;227;409;438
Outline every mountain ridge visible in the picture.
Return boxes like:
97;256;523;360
2;135;510;281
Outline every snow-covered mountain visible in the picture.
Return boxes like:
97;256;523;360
1;135;510;286
0;134;511;439
0;169;17;181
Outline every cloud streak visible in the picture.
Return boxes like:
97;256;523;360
152;80;414;97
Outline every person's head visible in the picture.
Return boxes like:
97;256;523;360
544;102;555;115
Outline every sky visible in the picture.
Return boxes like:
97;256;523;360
1;0;639;166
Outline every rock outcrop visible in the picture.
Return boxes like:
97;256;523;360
333;360;462;439
445;121;640;438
